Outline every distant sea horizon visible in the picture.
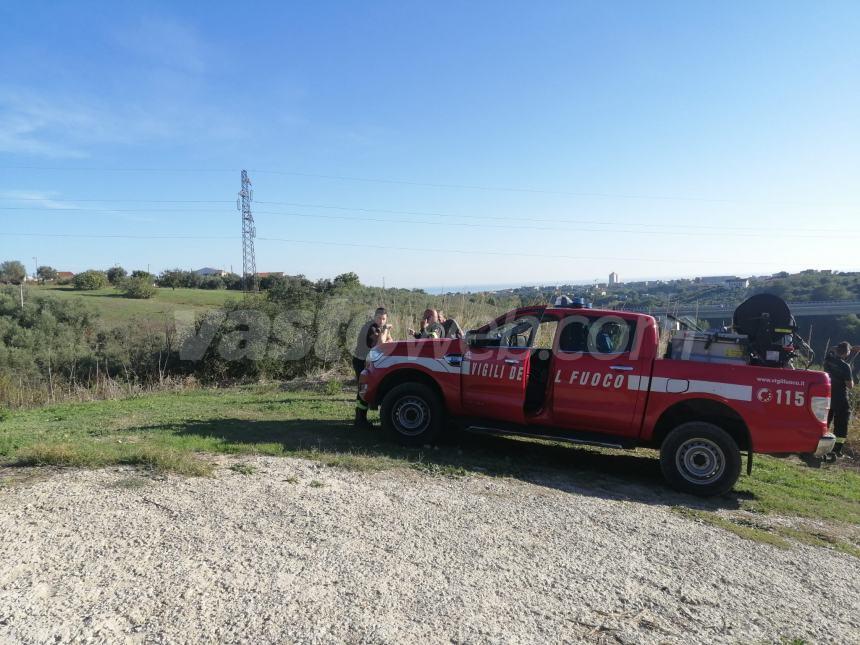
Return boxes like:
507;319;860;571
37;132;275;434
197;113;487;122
418;281;592;295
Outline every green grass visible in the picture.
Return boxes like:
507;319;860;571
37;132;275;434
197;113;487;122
673;505;860;558
673;508;791;549
228;463;257;475
27;284;236;327
734;454;860;524
773;526;860;559
1;384;859;557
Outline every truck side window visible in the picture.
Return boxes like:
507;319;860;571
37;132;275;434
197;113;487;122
476;316;539;348
559;317;634;354
559;321;589;352
594;321;627;353
533;319;559;349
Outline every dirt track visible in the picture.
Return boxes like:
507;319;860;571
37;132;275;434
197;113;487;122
1;457;858;644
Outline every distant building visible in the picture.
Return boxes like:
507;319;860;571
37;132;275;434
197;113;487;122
194;267;228;277
56;271;75;281
609;271;620;286
696;275;749;289
256;272;284;278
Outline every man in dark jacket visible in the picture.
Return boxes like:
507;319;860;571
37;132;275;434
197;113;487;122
352;307;392;429
438;310;464;339
823;341;856;458
408;308;444;339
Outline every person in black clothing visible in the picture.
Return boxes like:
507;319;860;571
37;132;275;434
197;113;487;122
823;341;857;458
352;307;392;429
408;308;444;339
438;310;464;339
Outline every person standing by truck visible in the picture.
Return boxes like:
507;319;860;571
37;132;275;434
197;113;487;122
408;309;444;339
353;307;392;429
438;310;464;339
824;341;856;458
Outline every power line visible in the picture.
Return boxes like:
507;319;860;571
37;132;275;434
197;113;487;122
0;206;224;213
1;196;852;233
251;170;842;207
254;236;794;266
0;166;235;173
0;231;806;266
1;233;233;239
0;164;851;207
251;211;855;239
255;200;850;233
2;197;232;204
3;204;856;239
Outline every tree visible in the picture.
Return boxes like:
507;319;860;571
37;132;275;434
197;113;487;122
812;283;850;301
157;269;200;290
36;266;58;283
72;270;109;290
123;276;157;299
222;273;243;290
158;270;182;290
0;260;26;284
106;266;127;285
200;276;225;290
130;270;153;281
333;272;361;290
259;274;286;290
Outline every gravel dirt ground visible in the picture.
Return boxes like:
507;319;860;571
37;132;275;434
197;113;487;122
1;456;858;644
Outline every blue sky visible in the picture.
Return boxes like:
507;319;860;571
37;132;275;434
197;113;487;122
1;1;858;289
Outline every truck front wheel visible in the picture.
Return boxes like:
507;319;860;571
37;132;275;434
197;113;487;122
381;382;445;446
660;422;741;497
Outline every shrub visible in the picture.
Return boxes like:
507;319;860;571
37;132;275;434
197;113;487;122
323;379;342;396
72;270;109;290
123;276;157;299
106;266;127;285
158;269;201;289
200;276;225;290
223;273;244;290
36;266;58;283
0;260;26;284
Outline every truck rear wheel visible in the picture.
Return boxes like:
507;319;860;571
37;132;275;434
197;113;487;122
381;382;445;446
660;422;741;497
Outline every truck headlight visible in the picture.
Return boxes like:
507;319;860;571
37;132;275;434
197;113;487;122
810;396;830;423
367;348;384;364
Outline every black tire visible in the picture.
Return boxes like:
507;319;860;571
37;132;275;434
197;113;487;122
660;421;741;497
381;382;445;446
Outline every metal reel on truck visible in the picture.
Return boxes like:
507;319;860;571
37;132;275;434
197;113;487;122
732;294;808;368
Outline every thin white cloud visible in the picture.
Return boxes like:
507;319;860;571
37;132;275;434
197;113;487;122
0;189;156;223
0;106;89;158
0;87;171;157
0;15;250;158
0;83;243;157
1;190;78;210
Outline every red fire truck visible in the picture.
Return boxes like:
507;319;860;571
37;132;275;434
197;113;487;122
357;296;834;496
